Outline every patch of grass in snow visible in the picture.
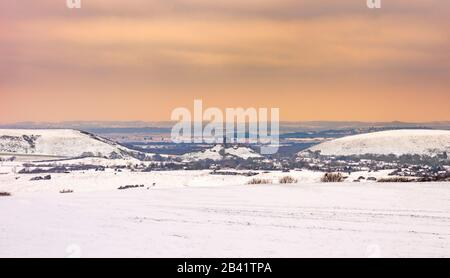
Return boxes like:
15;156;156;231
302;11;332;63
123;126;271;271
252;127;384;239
247;178;272;185
321;172;345;182
377;177;416;183
279;176;298;184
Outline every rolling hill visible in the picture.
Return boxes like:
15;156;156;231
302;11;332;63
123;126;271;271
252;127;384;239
182;145;262;161
302;129;450;156
0;129;145;160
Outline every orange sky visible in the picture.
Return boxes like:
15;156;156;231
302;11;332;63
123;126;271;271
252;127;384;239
1;0;449;123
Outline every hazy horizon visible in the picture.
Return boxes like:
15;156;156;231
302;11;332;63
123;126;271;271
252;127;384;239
2;119;450;130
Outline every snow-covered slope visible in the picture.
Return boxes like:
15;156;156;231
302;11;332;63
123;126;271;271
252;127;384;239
224;146;263;159
0;129;143;159
182;145;262;161
303;129;450;156
182;145;224;161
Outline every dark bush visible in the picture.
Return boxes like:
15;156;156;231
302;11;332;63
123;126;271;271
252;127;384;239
247;178;272;185
321;172;344;182
279;176;298;184
378;177;416;183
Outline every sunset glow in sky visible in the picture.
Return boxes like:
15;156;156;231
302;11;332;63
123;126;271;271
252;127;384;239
1;0;449;123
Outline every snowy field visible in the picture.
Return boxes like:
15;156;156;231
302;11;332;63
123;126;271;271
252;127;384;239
1;170;450;258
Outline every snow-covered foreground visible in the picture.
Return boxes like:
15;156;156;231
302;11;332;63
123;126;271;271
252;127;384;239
0;169;395;193
1;179;450;258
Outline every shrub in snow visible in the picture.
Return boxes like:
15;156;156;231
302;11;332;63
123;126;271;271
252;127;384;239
247;178;272;185
378;177;416;183
118;184;145;190
279;176;298;184
0;192;11;197
321;173;344;182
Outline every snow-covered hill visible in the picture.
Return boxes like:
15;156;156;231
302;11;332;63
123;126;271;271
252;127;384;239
0;129;144;160
224;146;263;159
182;145;262;161
303;129;450;156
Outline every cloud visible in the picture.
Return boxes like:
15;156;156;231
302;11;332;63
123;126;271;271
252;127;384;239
2;0;450;20
0;0;449;122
